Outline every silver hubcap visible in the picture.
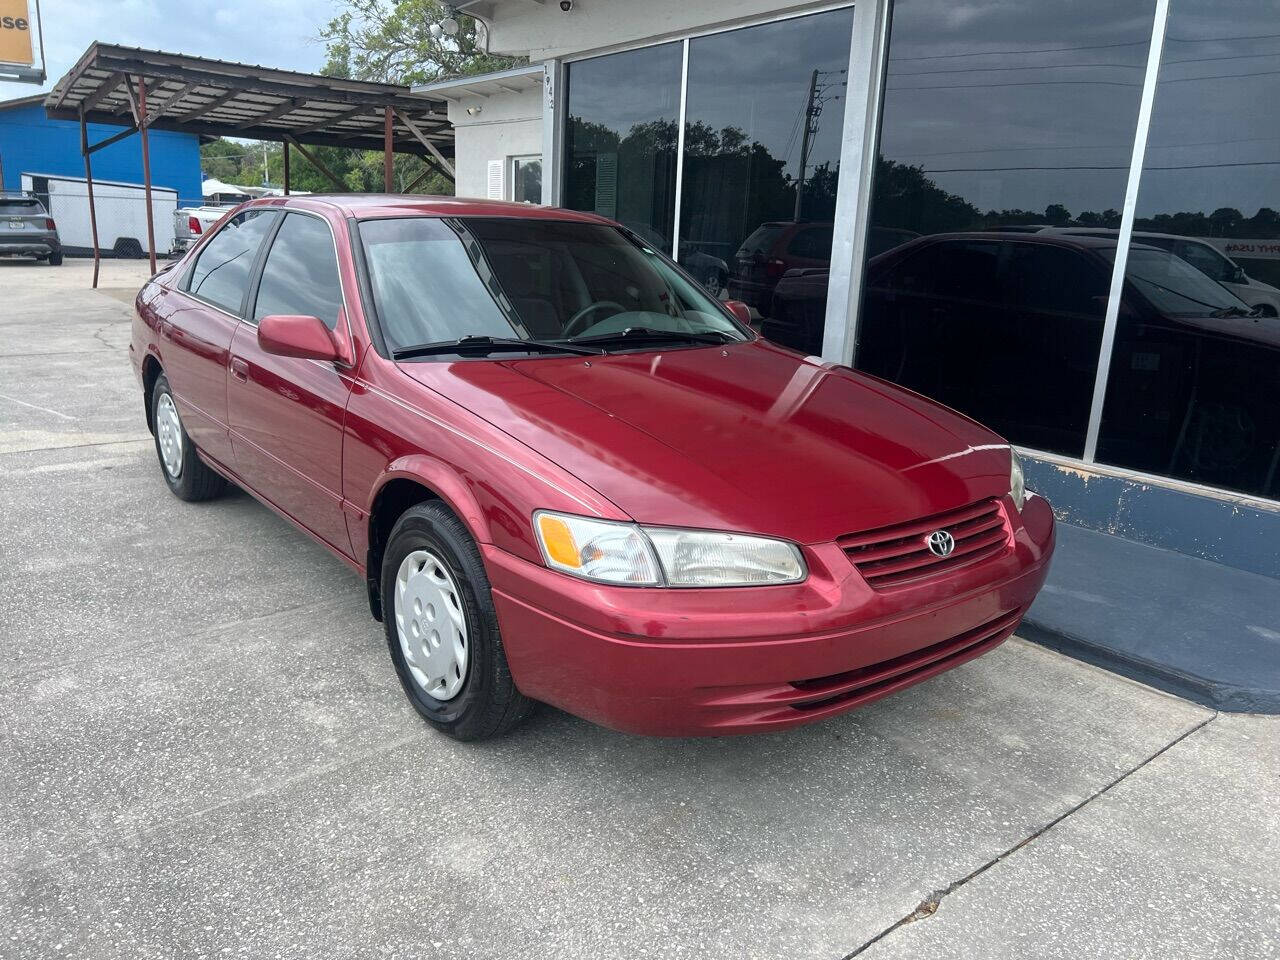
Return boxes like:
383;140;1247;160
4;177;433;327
394;550;469;701
156;392;183;479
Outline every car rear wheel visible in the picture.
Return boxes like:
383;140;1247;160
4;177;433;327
47;251;63;266
150;373;226;501
382;501;532;741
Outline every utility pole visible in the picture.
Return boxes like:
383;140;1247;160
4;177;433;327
794;68;819;222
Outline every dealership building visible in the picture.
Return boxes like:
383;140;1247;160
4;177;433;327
420;0;1279;708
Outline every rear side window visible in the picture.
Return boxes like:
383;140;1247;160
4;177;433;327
185;209;278;315
252;213;343;329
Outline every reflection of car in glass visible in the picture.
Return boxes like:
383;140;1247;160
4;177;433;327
0;192;62;265
1025;227;1280;316
621;221;730;300
134;197;1054;740
761;227;923;355
729;221;834;313
860;233;1277;491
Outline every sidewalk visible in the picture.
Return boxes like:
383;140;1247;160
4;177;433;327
1023;522;1280;712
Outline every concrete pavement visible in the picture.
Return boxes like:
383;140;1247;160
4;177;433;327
1;258;1276;959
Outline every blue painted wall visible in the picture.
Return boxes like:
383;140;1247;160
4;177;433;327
0;100;202;204
1023;454;1280;580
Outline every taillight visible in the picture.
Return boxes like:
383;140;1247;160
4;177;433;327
188;216;202;234
44;218;56;231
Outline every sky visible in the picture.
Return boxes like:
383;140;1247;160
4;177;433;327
0;0;339;102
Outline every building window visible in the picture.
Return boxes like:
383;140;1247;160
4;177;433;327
1095;0;1280;499
854;0;1157;458
563;42;682;250
679;8;854;341
511;156;542;204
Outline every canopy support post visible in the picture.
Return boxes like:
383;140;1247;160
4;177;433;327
285;137;348;192
79;110;101;289
383;106;394;192
283;140;290;195
136;76;158;274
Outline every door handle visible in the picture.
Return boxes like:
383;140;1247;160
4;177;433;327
230;357;249;382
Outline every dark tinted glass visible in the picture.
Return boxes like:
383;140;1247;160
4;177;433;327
855;0;1156;455
0;199;43;215
1098;1;1280;498
679;8;855;357
860;237;1111;451
563;43;682;250
358;217;744;352
186;209;278;315
252;213;343;330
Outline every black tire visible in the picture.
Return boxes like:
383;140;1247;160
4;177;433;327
381;501;532;741
150;373;226;502
114;238;144;259
48;251;63;266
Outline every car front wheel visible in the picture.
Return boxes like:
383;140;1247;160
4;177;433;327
381;501;531;741
150;373;226;501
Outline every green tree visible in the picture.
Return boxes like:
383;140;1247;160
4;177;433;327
320;0;524;84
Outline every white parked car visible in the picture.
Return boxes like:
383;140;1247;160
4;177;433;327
172;205;231;255
1036;227;1280;316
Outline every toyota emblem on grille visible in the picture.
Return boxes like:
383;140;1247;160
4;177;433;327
926;530;955;558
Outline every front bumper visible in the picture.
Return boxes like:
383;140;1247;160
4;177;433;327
484;494;1055;736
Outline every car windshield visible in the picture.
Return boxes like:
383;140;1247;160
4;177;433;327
357;216;748;354
1115;245;1253;316
0;199;43;216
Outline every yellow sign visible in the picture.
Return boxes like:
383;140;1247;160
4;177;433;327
0;0;34;67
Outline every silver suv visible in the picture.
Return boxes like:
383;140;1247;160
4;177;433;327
0;192;62;265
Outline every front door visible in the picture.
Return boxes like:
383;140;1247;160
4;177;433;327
227;211;356;557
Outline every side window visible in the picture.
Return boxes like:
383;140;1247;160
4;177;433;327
1173;240;1231;283
786;226;833;261
1006;244;1109;316
252;213;344;329
185;210;278;315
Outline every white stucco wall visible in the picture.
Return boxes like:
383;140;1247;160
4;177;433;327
483;0;832;60
447;85;544;200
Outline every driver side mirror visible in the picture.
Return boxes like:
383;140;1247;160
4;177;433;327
724;299;754;328
258;314;341;363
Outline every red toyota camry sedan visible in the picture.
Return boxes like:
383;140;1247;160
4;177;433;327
131;195;1054;740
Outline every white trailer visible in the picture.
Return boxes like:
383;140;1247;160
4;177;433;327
20;172;177;258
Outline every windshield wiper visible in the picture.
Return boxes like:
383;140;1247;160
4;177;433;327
393;335;603;360
566;326;736;346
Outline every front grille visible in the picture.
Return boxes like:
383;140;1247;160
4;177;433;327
839;498;1010;589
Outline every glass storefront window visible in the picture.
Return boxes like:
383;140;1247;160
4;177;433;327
1097;0;1280;499
678;8;855;355
563;42;682;251
855;0;1156;457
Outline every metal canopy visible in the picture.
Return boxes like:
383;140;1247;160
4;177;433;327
44;44;453;158
43;43;457;287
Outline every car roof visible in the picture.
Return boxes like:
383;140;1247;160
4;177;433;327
246;193;618;224
899;231;1121;251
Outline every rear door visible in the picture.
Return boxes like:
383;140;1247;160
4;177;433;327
166;208;279;466
227;210;355;557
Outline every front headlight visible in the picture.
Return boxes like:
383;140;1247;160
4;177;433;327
1010;448;1026;512
534;511;806;587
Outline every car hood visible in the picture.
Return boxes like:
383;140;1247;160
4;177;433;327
398;341;1013;544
